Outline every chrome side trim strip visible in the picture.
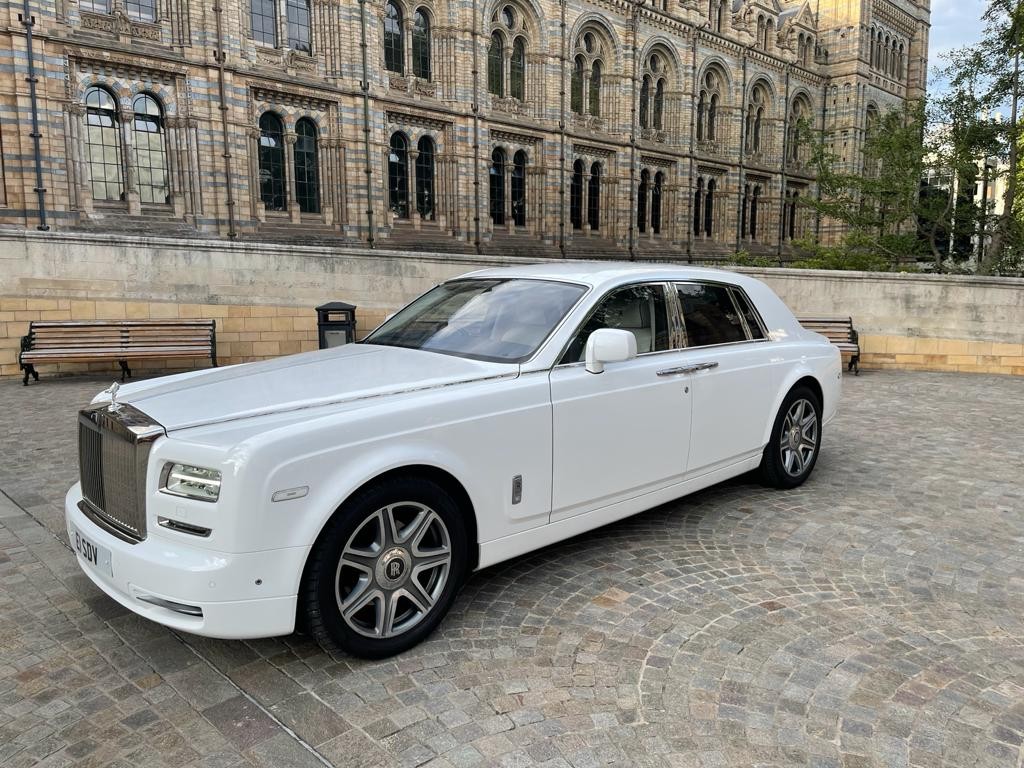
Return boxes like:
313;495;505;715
135;594;204;617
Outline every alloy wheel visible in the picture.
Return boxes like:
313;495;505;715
334;502;452;639
779;398;819;477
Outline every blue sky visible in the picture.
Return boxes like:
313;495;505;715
928;0;986;81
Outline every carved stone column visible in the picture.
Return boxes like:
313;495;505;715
118;110;141;214
186;117;203;217
164;116;185;217
68;103;94;216
408;148;421;229
249;128;266;222
580;170;590;235
284;131;300;222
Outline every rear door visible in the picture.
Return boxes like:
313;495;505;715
672;282;778;475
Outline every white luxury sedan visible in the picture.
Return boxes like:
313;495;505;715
66;264;841;657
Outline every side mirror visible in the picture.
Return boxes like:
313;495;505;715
585;328;638;374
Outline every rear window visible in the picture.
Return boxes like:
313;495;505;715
731;289;766;339
675;283;747;347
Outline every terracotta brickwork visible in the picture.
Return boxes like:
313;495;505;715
0;0;929;259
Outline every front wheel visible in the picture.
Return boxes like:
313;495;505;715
302;477;468;658
759;386;822;489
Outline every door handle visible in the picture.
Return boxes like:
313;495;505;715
657;362;719;377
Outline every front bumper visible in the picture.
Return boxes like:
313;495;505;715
65;483;308;639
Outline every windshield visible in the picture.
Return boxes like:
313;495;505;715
363;278;587;362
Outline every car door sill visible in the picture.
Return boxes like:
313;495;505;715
476;454;763;570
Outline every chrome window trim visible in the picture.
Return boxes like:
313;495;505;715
672;280;772;351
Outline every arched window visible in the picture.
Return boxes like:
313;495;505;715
294;117;319;214
699;69;722;143
693;178;703;236
489;148;506;224
708;0;724;32
488;32;504;96
639;76;651;129
640;52;671;134
741;184;749;238
384;1;404;74
763;19;773;51
511;38;526;99
654;79;665;130
132;94;168;205
388;132;409;218
85;87;122;203
637;169;649;234
870;28;876;68
413;9;431;80
588;162;600;231
571;55;585;115
251;0;277;46
651;172;663;235
512;150;527;226
589;61;602;117
788;97;810;163
258;112;287;211
287;0;311;53
751;185;760;240
745;83;769;154
704;178;715;238
696;92;706;141
416;136;435;220
570;160;584;230
789;190;799;239
890;40;898;77
898;43;905;80
127;0;157;22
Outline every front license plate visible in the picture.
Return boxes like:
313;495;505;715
72;525;113;579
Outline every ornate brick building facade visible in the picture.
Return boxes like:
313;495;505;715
0;0;929;259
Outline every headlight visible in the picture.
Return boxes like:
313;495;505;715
160;463;222;502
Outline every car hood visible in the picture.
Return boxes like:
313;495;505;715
101;344;518;431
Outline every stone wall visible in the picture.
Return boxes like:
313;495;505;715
1;231;1021;380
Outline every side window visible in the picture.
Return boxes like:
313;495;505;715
676;283;747;347
561;284;670;363
730;288;766;340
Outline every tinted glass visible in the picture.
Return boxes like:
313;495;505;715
676;283;747;347
561;284;670;364
365;279;586;363
731;289;765;340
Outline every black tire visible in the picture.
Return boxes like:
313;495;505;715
759;385;823;489
302;476;468;658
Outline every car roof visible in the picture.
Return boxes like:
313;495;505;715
460;262;759;293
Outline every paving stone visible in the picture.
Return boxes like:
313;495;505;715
3;372;1024;767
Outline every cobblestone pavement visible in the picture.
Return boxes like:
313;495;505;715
1;371;1023;768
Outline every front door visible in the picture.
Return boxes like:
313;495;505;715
549;283;692;522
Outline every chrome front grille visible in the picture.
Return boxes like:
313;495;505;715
78;403;165;543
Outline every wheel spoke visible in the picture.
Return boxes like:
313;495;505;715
381;590;400;638
791;446;805;473
340;547;377;572
380;506;401;548
413;551;451;572
403;508;436;549
400;579;435;614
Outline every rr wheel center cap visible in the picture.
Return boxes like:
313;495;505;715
376;547;412;589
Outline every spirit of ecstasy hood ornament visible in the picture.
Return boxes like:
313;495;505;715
104;381;121;412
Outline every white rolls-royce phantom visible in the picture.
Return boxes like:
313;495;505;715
66;264;841;657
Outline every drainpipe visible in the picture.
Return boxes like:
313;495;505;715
815;73;827;242
20;1;49;231
213;3;237;238
627;0;644;261
735;49;749;254
686;24;703;263
471;0;481;253
358;0;376;247
777;65;790;265
558;0;567;257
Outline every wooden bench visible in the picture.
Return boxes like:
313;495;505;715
19;319;217;386
798;316;861;375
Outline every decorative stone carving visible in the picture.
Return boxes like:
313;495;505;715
640;128;667;143
80;10;161;42
491;97;526;115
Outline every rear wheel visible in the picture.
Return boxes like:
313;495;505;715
759;386;822;489
302;477;468;658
